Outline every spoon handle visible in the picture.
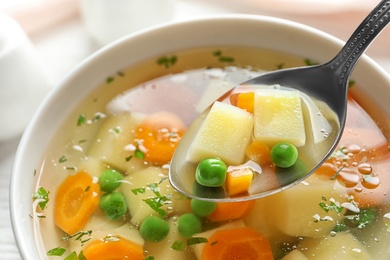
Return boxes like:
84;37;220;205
329;0;390;86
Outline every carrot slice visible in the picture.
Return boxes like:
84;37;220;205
202;227;273;260
207;200;255;222
135;111;186;166
236;92;255;113
225;168;253;196
54;171;100;235
83;237;144;260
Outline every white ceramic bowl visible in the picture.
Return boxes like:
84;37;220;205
10;14;390;259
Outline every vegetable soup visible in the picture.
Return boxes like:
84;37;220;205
32;47;390;259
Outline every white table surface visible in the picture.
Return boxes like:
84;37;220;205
1;0;390;259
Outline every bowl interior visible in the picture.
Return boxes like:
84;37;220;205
10;14;390;259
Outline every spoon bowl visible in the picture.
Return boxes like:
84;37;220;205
169;0;390;201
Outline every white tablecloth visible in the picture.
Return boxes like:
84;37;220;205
1;0;390;259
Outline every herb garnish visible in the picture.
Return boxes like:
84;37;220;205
77;114;87;126
64;251;86;260
63;230;93;246
145;256;155;260
131;187;146;195
47;247;66;256
187;237;208;246
304;58;319;66
171;240;186;251
157;55;177;68
319;197;344;213
143;196;170;217
134;149;145;159
213;50;235;63
32;187;50;210
106;76;115;84
59;155;67;163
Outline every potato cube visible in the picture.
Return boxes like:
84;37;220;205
253;89;306;147
266;175;347;238
88;112;143;172
298;232;374;259
187;101;253;165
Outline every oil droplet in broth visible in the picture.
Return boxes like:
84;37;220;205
362;174;380;189
337;168;360;188
358;162;373;174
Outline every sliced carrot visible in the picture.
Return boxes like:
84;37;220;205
207;200;255;222
202;227;273;260
83;237;144;260
54;171;100;235
135;111;186;166
236;92;255;113
245;141;272;167
225;168;253;196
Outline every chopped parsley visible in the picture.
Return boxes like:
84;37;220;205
171;240;186;251
348;80;356;88
319;197;344;213
106;76;115;84
32;187;50;210
145;256;155;260
131;187;146;195
77;114;87;126
212;49;235;63
157;55;177;68
125;155;133;162
59;155;67;163
134;149;145;159
304;58;319;66
329;166;344;180
143;196;170;218
47;247;66;256
187;237;208;246
63;230;93;246
64;251;86;260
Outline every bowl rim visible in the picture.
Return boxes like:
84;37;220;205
9;13;390;259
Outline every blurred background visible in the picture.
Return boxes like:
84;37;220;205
1;0;389;258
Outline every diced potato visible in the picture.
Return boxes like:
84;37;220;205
244;198;298;260
283;249;308;260
77;156;110;178
253;89;306;147
69;213;143;254
190;220;246;259
298;232;374;259
88;112;145;172
187;101;253;165
120;167;191;225
266;175;347;238
144;217;195;260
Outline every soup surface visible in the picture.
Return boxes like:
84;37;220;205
32;47;390;259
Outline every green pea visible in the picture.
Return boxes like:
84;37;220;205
140;216;170;242
270;142;298;168
177;213;202;238
191;199;217;217
195;158;227;187
99;192;127;220
98;169;123;192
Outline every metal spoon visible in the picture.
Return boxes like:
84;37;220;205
169;0;390;201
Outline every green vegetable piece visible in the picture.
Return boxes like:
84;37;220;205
177;213;202;238
98;169;123;192
140;216;170;242
190;199;217;217
99;192;127;220
270;142;298;168
195;158;227;187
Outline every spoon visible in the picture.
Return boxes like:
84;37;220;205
169;0;390;202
